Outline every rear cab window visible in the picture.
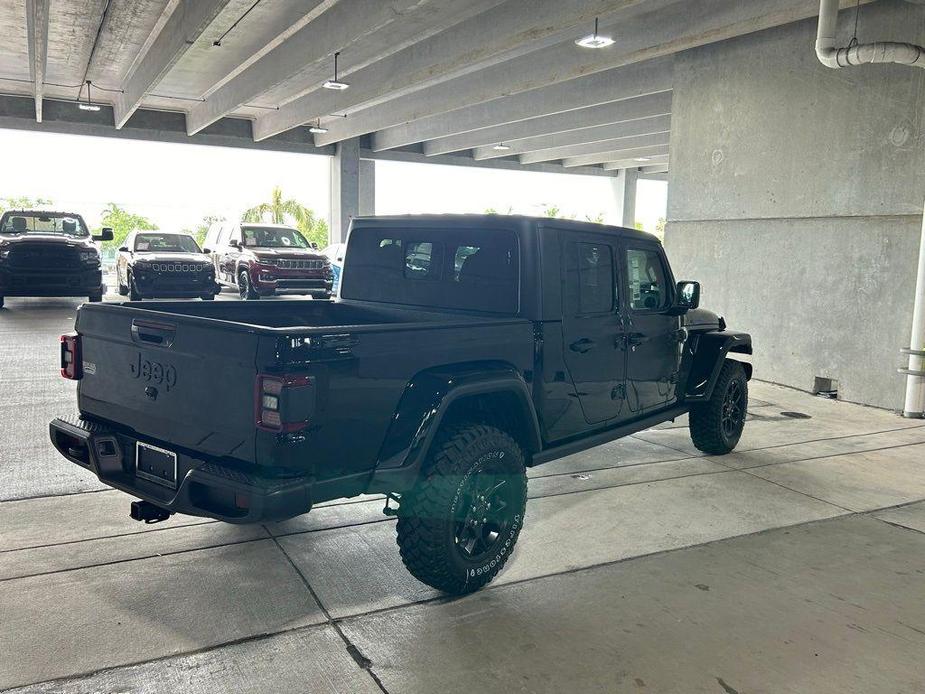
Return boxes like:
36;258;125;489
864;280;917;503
342;226;519;314
564;240;616;315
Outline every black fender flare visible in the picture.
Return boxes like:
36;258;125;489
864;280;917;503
684;331;752;402
366;362;541;494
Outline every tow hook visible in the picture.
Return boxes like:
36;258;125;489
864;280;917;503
130;500;173;524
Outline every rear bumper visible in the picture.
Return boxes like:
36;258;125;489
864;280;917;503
49;415;312;523
0;268;103;296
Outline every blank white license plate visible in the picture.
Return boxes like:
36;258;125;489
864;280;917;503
135;441;178;489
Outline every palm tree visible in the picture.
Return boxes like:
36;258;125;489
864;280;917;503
242;186;329;247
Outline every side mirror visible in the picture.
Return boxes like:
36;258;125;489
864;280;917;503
118;246;129;253
94;227;114;242
202;248;211;254
229;239;241;249
671;280;700;313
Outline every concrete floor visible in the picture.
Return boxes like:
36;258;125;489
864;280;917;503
1;295;924;693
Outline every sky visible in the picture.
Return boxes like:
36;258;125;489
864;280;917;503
0;129;666;235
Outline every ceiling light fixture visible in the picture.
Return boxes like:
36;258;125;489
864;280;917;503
575;18;614;49
308;122;328;135
77;80;101;111
493;142;512;152
322;52;349;90
634;157;651;162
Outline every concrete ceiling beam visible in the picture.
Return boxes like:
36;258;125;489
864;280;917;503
318;0;863;147
259;0;668;143
473;114;671;161
602;155;670;171
185;0;477;135
520;132;670;165
25;0;50;123
424;91;673;156
375;60;673;152
565;145;670;168
114;0;232;129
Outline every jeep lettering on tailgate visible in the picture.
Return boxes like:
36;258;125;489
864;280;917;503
130;352;177;391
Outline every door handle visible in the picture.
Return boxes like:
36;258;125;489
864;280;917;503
569;338;596;353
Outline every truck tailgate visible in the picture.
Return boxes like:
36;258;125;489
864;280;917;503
75;305;260;462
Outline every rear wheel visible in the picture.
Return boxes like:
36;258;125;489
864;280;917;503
238;269;259;300
689;360;748;454
396;423;527;594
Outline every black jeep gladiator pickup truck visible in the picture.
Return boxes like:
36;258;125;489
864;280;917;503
0;210;113;306
50;215;752;594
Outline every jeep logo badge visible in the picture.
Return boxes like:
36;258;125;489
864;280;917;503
131;353;177;391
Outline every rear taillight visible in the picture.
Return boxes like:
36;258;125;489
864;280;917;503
255;374;314;432
60;333;82;380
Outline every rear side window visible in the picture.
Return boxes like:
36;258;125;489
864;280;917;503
626;247;669;311
342;227;519;314
565;241;616;315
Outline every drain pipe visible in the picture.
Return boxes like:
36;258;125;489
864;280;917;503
902;215;925;418
816;0;925;68
815;0;925;416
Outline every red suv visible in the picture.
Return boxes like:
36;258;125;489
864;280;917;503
204;222;332;300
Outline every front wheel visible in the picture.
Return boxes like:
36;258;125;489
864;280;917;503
689;360;748;454
238;269;259;300
396;423;527;594
88;292;103;303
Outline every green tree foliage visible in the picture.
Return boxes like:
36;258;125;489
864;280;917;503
97;203;158;249
0;196;53;214
242;186;329;248
655;217;667;236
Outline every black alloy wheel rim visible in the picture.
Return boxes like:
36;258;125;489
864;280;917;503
454;469;514;561
721;379;744;437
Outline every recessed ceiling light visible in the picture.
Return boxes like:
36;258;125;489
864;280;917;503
493;142;511;151
575;18;614;49
323;51;349;90
309;124;328;134
634;157;651;162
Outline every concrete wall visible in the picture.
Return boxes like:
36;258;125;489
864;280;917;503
665;0;925;410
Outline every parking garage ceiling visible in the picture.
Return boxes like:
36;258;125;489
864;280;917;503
0;0;864;174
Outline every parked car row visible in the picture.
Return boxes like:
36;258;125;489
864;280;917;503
0;210;335;306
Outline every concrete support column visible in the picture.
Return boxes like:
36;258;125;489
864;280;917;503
359;158;376;216
611;168;638;228
330;137;360;243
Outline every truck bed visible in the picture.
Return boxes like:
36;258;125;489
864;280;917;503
72;299;534;480
105;298;514;332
